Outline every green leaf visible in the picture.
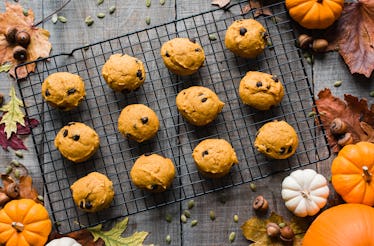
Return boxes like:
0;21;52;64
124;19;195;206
0;86;25;139
0;62;12;73
88;217;149;246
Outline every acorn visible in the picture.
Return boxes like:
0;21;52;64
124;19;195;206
15;31;31;48
5;27;18;44
312;39;329;53
298;34;313;49
13;46;28;62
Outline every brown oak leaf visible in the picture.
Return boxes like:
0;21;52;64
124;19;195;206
315;88;374;153
325;0;374;78
211;0;231;8
0;3;52;79
241;0;273;17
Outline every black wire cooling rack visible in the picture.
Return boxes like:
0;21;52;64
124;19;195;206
15;1;330;233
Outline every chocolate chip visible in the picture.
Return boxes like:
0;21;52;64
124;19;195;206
67;88;76;95
288;146;293;153
239;27;247;36
262;32;269;39
85;200;92;209
141;117;148;124
201;98;207;102
79;201;84;209
195;48;201;52
189;38;196;43
63;129;68;137
272;75;279;82
256;81;263;87
73;135;80;141
202;150;208;157
136;70;142;78
45;89;50;96
165;51;170;57
144;152;152;156
151;184;159;190
267;85;271;89
266;148;270;152
279;147;286;154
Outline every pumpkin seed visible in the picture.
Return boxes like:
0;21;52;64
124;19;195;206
109;6;116;14
85;16;94;26
97;0;104;5
97;12;106;19
278;222;286;228
208;34;217;41
267;39;273;47
84;44;90;51
14;169;20;179
51;14;58;24
165;213;172;223
233;214;239;223
181;214;187;223
37;195;44;202
58;16;67;23
308;111;316;117
187;200;195;209
160;0;166;5
15;150;23;158
306;56;313;65
11;160;20;167
146;0;151;7
370;91;374;97
229;232;236;243
145;16;151;25
334;80;342;87
23;8;29;16
183;210;191;218
191;219;198;227
207;210;215;221
5;165;12;174
249;182;256;192
165;234;171;244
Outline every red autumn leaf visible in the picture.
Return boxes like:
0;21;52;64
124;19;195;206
0;117;39;151
315;88;374;153
325;0;374;78
0;3;52;79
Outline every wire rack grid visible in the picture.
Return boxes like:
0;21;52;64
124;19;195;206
16;1;330;233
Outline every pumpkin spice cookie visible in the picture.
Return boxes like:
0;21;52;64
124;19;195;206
54;122;100;163
239;71;284;110
102;53;146;92
192;139;238;178
161;37;205;75
118;104;159;143
254;120;299;159
130;153;176;192
176;86;225;126
41;72;85;111
70;172;114;213
225;19;267;59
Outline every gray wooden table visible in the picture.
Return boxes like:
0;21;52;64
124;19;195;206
1;0;373;245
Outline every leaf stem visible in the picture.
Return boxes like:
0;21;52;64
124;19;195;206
34;0;72;27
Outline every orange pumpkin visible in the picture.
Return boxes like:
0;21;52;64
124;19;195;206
303;203;374;246
331;142;374;205
285;0;344;29
0;199;52;246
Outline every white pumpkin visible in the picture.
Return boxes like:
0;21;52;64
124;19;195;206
46;237;82;246
281;169;329;217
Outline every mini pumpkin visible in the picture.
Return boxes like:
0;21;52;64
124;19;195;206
303;203;374;246
281;169;329;217
331;141;374;206
46;237;82;246
285;0;344;29
0;198;52;246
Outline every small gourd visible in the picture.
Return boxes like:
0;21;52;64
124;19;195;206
281;169;329;217
0;198;52;246
46;237;82;246
285;0;344;29
331;141;374;205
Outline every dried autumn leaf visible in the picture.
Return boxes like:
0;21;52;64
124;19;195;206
88;217;149;246
0;86;25;139
325;0;374;78
315;88;374;152
241;0;273;17
241;212;307;245
0;3;52;79
0;174;40;203
211;0;231;8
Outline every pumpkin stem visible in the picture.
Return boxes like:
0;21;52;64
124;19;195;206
362;166;372;183
11;222;24;232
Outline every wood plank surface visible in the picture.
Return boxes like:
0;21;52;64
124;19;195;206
0;1;373;246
